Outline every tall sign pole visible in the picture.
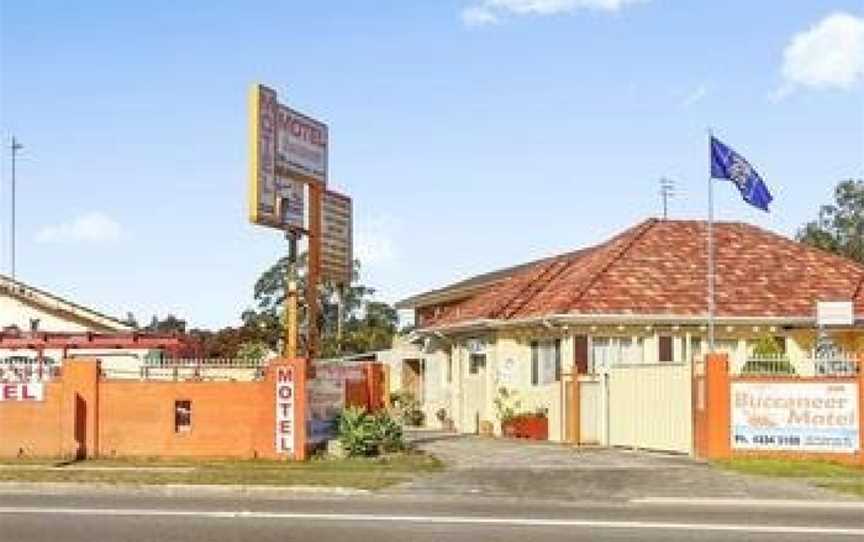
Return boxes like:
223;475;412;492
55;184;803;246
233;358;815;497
249;84;331;361
307;183;323;358
10;137;23;280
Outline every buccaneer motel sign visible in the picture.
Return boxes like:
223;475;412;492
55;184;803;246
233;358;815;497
732;382;860;453
275;366;295;454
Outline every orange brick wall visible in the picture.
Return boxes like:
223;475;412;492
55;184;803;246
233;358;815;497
0;381;64;457
97;381;270;458
1;358;386;460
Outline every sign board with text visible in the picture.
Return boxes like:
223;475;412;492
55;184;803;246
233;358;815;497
0;383;44;401
816;301;855;327
275;366;295;454
249;84;328;230
321;190;353;284
732;381;859;453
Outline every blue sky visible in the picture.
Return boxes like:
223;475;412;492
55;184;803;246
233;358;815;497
1;1;862;329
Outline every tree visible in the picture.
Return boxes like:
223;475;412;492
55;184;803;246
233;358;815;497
246;255;396;358
143;314;188;334
797;179;864;264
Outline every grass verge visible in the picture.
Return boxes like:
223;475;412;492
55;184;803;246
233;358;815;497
715;458;864;498
0;453;443;491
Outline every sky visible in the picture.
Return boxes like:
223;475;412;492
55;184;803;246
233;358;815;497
0;0;862;330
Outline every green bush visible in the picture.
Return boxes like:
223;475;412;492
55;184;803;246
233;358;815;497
389;391;425;427
337;407;405;457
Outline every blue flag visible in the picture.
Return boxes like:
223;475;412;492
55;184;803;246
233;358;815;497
710;136;773;212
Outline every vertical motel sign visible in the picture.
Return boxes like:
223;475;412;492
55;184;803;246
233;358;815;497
275;366;295;454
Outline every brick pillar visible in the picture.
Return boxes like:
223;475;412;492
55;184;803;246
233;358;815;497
265;358;308;461
60;359;100;459
703;353;731;460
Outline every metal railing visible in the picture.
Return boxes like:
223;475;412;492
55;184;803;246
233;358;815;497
128;358;270;381
738;354;797;376
736;353;860;378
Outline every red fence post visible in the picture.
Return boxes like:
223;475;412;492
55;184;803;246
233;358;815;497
704;353;731;460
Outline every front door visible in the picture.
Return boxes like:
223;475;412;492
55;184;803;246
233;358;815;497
402;359;422;399
464;353;487;434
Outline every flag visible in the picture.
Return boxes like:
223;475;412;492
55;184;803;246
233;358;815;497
710;136;773;212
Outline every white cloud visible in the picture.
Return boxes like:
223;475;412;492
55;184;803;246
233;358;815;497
772;12;864;100
355;215;399;267
35;212;124;244
462;0;646;26
679;84;707;108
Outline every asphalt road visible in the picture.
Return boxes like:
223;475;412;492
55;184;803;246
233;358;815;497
2;493;863;542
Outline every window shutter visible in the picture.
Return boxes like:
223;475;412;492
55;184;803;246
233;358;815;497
531;341;539;385
659;336;674;362
573;335;589;374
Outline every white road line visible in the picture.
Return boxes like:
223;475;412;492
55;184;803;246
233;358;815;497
632;497;864;510
0;507;862;536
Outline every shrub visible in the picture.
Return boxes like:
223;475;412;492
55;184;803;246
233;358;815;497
389;391;425;427
337;407;405;457
493;387;522;423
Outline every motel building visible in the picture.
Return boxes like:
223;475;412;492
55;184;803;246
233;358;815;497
393;218;864;454
0;274;188;381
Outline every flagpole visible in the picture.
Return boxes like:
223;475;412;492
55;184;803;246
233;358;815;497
707;129;716;354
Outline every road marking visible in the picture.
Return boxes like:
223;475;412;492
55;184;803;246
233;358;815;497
633;497;864;510
0;507;862;536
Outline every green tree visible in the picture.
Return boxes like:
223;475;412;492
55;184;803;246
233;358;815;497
797;179;864;264
247;255;396;358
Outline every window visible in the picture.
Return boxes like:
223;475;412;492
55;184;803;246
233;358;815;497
469;353;485;375
659;336;674;363
591;337;646;371
174;400;191;433
531;340;561;385
446;354;453;383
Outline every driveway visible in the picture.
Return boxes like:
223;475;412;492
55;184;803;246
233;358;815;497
393;430;851;502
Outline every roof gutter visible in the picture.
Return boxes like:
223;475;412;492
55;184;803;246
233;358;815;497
417;313;837;336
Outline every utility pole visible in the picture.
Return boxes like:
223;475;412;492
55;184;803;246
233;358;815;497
10;137;24;280
659;177;675;220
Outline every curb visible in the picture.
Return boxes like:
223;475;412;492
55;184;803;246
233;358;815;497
0;482;370;498
631;497;864;509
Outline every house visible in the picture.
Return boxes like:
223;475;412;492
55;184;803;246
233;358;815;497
0;275;182;379
394;219;864;444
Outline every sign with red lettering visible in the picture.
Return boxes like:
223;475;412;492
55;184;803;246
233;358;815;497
275;366;295;454
0;383;44;402
732;382;859;453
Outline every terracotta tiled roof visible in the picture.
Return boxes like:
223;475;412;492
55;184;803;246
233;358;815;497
410;219;864;328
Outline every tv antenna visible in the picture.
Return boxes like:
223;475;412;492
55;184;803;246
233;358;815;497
659;177;675;220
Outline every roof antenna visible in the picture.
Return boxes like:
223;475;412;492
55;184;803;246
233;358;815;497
659;177;676;220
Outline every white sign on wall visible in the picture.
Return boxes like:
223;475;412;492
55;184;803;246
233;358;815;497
0;383;44;401
275;366;295;454
732;382;860;453
816;301;855;327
